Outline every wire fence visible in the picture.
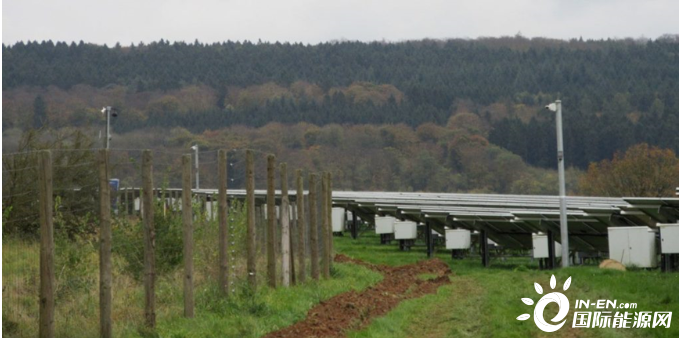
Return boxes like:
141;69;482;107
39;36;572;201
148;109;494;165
4;148;100;337
2;147;333;338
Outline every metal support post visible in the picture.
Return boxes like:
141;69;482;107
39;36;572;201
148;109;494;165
425;221;433;258
547;230;556;270
480;230;489;267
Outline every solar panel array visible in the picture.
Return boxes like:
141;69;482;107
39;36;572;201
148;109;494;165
154;188;679;252
330;192;679;251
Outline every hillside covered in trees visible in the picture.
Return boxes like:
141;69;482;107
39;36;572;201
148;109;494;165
2;36;678;171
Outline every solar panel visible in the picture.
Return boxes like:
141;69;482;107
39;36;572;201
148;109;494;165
164;188;678;252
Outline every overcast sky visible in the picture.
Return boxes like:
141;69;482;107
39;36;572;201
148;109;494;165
2;0;679;46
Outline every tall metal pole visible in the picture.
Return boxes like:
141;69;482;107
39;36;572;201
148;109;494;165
555;100;569;267
106;106;111;149
193;145;199;190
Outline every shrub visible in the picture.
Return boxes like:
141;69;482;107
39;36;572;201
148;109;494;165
113;194;184;279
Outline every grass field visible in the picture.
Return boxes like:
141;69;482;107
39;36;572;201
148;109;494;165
2;235;383;338
3;232;678;337
336;234;679;338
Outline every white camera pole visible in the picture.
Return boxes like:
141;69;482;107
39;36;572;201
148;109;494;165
546;100;569;267
191;145;199;189
101;106;112;149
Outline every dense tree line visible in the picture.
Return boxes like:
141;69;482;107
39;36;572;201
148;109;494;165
128;97;446;132
85;118;580;195
4;37;678;108
3;36;678;169
488;97;679;168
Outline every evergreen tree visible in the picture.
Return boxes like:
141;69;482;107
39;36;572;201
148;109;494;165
32;95;47;129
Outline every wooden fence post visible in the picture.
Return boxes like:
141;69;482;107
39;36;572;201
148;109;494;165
296;170;306;283
182;155;194;318
309;174;319;280
246;150;257;289
99;149;113;338
327;172;334;269
38;150;55;338
218;150;229;295
280;163;291;287
321;173;330;279
266;155;276;288
142;150;156;328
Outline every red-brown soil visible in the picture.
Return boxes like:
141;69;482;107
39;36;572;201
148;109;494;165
264;254;452;338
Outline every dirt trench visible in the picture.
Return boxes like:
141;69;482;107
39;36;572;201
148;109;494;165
264;254;452;338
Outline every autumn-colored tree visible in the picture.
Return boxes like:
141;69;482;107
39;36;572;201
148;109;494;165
446;112;489;136
232;82;293;108
147;95;185;119
290;81;324;103
416;122;447;143
342;82;404;105
579;143;678;197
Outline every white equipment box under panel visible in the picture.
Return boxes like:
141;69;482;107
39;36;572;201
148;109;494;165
332;208;346;232
394;221;417;240
445;229;471;249
658;223;679;254
375;216;396;234
607;227;657;268
262;204;281;219
532;233;562;258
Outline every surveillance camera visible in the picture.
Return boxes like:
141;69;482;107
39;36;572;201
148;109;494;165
545;103;557;112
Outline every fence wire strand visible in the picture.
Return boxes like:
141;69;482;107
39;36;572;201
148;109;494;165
3;147;316;337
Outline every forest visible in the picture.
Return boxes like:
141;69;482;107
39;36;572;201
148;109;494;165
2;36;679;190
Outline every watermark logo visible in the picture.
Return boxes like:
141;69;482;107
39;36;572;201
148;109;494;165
516;275;572;333
516;275;672;332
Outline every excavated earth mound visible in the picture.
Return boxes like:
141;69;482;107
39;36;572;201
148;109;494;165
264;254;452;338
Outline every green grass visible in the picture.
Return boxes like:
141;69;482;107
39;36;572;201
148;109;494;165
143;262;382;338
4;232;678;337
2;237;382;338
337;234;679;338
